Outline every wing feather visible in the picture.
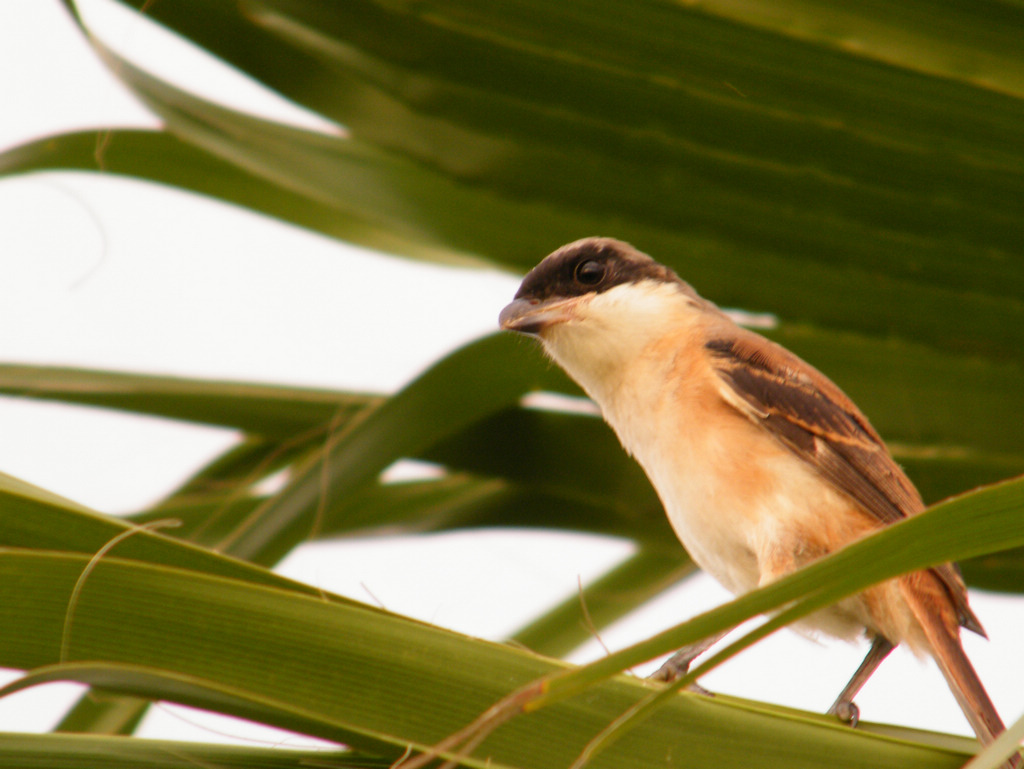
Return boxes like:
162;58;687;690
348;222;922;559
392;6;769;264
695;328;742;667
705;328;983;636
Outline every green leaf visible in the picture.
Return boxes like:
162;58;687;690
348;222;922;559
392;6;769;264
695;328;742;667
0;731;376;769
212;334;570;561
4;1;1024;763
0;469;346;600
3;0;1021;366
0;549;984;769
0;364;378;436
54;691;149;737
521;475;1024;756
511;549;697;658
45;0;1024;363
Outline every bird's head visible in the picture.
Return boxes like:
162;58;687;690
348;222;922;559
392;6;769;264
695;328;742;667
499;237;705;393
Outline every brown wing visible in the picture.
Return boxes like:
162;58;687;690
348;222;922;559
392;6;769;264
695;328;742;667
705;327;984;636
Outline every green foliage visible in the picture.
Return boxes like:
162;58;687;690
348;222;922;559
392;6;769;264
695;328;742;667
1;0;1023;766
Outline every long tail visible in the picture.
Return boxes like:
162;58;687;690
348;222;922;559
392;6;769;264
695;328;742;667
901;574;1021;767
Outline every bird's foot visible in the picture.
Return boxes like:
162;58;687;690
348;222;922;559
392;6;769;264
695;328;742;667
649;648;713;695
828;699;860;728
649;633;726;692
649;657;687;683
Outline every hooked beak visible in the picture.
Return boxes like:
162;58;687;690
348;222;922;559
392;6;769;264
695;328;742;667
499;296;579;336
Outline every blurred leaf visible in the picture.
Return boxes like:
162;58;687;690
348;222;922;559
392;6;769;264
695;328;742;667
3;338;1021;587
1;0;1021;365
767;326;1024;462
54;691;149;737
511;549;697;658
961;543;1024;593
422;407;664;528
666;0;1024;97
0;129;459;261
2;0;1020;494
0;364;377;436
211;333;569;561
35;0;1024;364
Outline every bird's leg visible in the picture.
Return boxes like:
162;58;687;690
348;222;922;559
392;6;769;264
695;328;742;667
828;635;895;727
650;631;728;693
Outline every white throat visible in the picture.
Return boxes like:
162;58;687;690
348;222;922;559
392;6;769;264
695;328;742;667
539;280;706;414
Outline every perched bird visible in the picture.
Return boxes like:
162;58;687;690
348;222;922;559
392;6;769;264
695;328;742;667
499;236;1017;763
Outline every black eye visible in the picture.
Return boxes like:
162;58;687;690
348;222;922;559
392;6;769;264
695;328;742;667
574;259;605;286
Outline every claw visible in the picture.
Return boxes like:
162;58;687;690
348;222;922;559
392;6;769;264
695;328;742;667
649;631;727;685
829;699;860;727
649;640;718;695
650;656;689;684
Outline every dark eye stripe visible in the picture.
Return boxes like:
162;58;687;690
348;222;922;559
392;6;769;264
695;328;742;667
513;237;684;302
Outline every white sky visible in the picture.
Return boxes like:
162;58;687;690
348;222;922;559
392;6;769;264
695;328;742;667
1;0;1022;753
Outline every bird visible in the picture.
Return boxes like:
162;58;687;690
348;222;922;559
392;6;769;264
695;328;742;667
498;236;1018;764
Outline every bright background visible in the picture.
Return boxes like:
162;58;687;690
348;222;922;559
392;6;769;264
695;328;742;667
1;0;1022;748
